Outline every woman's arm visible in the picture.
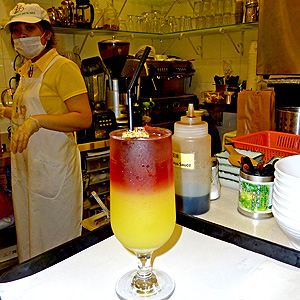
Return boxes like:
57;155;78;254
32;93;92;132
10;93;93;153
0;107;12;120
3;107;12;119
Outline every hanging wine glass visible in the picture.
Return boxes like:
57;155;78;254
126;15;135;31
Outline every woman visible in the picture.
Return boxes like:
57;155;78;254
2;3;92;263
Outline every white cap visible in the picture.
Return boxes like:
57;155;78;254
4;3;50;31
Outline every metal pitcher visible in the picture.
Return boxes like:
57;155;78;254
61;0;75;27
245;0;259;23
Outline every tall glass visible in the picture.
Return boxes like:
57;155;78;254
110;127;176;299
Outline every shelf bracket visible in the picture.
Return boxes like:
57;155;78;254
219;28;244;55
166;0;194;17
162;33;202;57
78;31;94;55
165;0;179;17
179;33;203;57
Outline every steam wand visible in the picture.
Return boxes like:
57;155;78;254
126;46;151;131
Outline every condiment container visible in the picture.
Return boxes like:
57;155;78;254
210;157;220;200
103;1;119;30
92;0;103;28
238;170;274;219
172;103;211;215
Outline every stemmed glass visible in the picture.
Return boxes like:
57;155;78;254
135;15;143;32
142;12;151;33
126;15;135;31
110;127;176;299
159;11;169;33
151;10;160;33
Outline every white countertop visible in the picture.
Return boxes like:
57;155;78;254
0;225;300;300
0;186;299;299
198;186;293;249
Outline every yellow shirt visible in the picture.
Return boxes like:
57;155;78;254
17;49;88;141
18;48;87;115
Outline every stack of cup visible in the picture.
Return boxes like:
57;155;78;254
273;155;300;250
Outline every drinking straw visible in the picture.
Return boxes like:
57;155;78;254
91;191;110;219
126;46;151;131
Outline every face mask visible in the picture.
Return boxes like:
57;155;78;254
14;33;46;59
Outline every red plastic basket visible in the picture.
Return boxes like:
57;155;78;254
231;131;300;162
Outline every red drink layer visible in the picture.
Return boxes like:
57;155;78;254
110;127;174;192
110;127;175;252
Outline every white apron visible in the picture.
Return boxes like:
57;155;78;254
11;56;83;263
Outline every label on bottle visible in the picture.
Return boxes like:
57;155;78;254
173;152;194;169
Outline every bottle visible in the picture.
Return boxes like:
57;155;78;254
92;0;103;28
172;103;211;215
210;157;220;200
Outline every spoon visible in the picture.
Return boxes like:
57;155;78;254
225;145;258;167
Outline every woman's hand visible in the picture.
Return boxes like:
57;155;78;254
11;117;41;153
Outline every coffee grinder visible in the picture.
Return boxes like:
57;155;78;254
78;56;116;143
98;37;130;128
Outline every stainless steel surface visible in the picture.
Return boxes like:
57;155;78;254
240;170;274;183
276;107;300;134
245;0;259;23
106;79;127;122
76;0;94;28
237;206;273;219
122;58;195;78
61;0;75;26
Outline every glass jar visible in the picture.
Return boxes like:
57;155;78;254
103;1;119;30
92;0;103;28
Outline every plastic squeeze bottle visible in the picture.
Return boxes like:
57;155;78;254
172;103;211;215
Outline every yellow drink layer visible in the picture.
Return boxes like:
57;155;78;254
110;127;176;253
111;184;176;253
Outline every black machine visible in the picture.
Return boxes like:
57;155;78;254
121;57;198;132
78;42;199;143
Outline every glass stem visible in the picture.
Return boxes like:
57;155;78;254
132;252;160;295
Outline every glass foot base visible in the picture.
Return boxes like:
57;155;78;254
116;269;175;300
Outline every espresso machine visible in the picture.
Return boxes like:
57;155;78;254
121;57;198;131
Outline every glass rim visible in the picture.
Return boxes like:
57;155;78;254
109;127;172;140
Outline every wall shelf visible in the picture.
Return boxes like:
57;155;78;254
53;21;258;39
53;22;258;56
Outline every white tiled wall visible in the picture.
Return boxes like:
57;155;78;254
0;0;258;134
